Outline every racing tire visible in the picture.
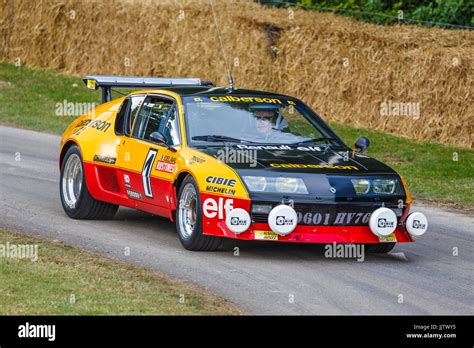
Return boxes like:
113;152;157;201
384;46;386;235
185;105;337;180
365;242;396;254
176;175;222;251
60;145;118;219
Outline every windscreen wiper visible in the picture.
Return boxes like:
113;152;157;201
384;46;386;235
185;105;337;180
192;135;247;143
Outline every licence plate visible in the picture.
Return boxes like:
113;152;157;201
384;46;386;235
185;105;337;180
378;233;397;242
254;230;279;240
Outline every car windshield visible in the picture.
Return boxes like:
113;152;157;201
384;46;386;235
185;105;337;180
183;95;341;146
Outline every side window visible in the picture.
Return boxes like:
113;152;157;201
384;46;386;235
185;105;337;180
162;105;181;145
114;98;130;136
132;96;180;145
125;95;145;136
114;95;145;136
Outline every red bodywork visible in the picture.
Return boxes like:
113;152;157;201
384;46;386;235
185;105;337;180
83;161;414;244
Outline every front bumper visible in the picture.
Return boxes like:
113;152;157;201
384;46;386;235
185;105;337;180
201;192;414;243
207;221;414;243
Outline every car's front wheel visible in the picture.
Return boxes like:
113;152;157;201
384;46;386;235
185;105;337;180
176;175;222;251
60;145;118;219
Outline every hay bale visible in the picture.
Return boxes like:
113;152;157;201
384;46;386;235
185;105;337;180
1;0;472;147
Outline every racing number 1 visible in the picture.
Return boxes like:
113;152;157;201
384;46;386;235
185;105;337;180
142;149;157;198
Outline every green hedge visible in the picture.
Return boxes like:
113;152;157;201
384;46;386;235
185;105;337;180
259;0;473;28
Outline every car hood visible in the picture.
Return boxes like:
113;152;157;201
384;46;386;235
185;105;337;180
196;144;396;175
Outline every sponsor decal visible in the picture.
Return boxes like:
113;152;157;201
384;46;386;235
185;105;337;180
412;219;426;229
378;218;395;229
205;176;236;187
142;149;157;198
156;155;176;173
123;174;131;188
205;176;236;196
203;197;234;219
230;216;247;226
90;120;111;132
93;155;116;165
270;163;359;170
75;119;91;128
254;230;278;240
209;96;283;104
296;211;371;226
378;233;397;243
276;216;294;226
189;155;206;164
205;186;236;196
126;189;142;199
237;144;322;152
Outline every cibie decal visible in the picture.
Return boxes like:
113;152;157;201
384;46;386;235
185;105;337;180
203;197;234;219
205;176;236;187
142;149;158;198
377;218;395;229
156;155;176;173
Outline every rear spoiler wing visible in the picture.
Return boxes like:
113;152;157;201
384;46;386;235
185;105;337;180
83;75;215;103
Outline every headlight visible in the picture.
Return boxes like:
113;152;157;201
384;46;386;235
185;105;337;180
243;176;267;192
351;179;370;194
350;178;399;195
243;176;308;194
373;179;396;194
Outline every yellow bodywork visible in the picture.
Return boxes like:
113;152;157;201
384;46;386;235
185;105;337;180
60;89;249;212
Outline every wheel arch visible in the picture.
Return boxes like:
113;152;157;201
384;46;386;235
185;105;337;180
171;170;198;221
59;139;81;169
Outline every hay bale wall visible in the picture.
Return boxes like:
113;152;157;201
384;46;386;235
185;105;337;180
1;0;472;147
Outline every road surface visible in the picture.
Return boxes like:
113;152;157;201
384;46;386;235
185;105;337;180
0;125;472;314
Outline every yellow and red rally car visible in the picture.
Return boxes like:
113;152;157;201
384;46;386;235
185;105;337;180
59;76;428;251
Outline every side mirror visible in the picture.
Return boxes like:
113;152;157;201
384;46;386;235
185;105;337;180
149;131;167;144
149;131;177;152
355;137;370;153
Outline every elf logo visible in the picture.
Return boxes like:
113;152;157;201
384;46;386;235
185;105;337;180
203;197;234;219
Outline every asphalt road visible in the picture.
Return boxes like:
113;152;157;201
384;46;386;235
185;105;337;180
0;125;472;315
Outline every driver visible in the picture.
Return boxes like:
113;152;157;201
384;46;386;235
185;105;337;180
250;104;281;137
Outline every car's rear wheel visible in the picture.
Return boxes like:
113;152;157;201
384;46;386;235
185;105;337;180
176;175;222;251
60;145;118;219
365;242;396;254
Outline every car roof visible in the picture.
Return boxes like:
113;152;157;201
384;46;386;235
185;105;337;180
130;86;292;99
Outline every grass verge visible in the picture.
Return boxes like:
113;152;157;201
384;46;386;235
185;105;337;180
0;228;241;315
0;62;472;208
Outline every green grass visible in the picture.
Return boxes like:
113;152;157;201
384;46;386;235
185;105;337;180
331;123;473;208
0;229;241;315
0;62;472;208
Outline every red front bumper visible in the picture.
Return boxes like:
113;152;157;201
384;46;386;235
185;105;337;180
204;222;413;243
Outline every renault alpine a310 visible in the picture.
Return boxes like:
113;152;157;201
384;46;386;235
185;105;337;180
59;76;428;252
